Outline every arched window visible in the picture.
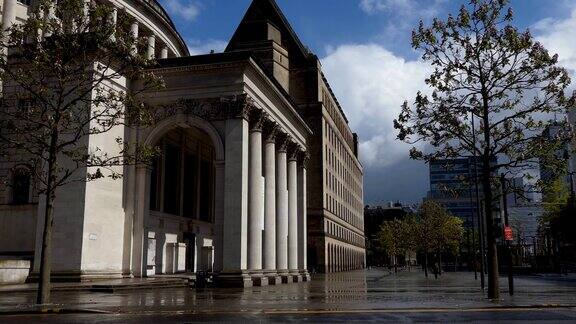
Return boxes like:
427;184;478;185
11;166;31;205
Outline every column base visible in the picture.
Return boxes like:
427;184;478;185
299;270;311;282
214;271;253;288
277;270;292;284
289;270;302;283
263;270;282;285
251;272;269;287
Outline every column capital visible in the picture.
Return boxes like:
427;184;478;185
263;120;280;143
276;133;289;153
249;109;266;132
298;151;310;169
224;94;255;121
287;142;301;162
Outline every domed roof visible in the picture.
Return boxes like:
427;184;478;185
139;0;189;56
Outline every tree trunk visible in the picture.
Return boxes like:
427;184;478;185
424;252;428;278
481;152;500;300
37;128;58;305
479;82;500;300
438;251;443;276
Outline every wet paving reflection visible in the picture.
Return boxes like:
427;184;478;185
2;269;576;313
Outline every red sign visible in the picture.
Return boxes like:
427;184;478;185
504;226;514;241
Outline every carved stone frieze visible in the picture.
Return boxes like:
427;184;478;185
150;94;257;123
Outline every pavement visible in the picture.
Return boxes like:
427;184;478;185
1;269;576;322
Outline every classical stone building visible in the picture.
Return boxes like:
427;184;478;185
0;0;364;285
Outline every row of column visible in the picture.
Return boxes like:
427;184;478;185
326;244;365;273
247;110;308;282
98;4;173;59
128;20;170;59
0;0;172;60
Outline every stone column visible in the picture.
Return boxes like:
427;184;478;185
130;22;139;55
263;122;280;284
146;35;156;59
160;46;169;59
287;144;299;281
108;7;117;41
220;111;251;287
275;134;289;282
1;0;17;32
132;165;151;277
297;152;309;281
42;1;58;38
247;110;267;286
213;161;225;272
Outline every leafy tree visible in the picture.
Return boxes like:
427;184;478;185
437;212;465;273
394;0;573;298
377;219;403;273
540;172;576;262
399;214;419;268
415;201;447;277
0;0;162;305
413;201;463;277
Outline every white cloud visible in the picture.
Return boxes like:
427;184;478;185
163;0;200;22
534;6;576;74
359;0;445;17
359;0;409;14
187;39;227;55
321;44;431;168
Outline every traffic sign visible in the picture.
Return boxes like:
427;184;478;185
504;226;514;241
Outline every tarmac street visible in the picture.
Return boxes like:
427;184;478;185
1;269;576;322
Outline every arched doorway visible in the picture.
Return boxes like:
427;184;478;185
148;127;216;274
131;114;225;278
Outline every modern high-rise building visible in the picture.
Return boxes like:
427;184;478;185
428;157;484;228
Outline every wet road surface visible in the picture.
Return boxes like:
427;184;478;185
1;269;576;322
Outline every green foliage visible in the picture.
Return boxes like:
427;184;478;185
542;175;570;218
375;201;464;264
377;219;404;259
416;201;464;255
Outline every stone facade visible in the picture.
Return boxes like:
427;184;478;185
225;0;366;273
0;0;364;285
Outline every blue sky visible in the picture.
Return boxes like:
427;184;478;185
159;0;576;205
